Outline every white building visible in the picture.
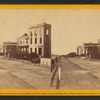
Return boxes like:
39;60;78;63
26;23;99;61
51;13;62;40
17;22;51;58
28;22;51;58
17;33;29;54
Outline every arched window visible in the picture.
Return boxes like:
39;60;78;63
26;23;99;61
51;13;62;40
30;31;32;36
35;38;37;44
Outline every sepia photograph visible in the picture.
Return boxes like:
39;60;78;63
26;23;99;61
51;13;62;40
1;9;100;92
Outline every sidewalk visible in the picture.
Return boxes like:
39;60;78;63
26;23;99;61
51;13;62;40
0;56;51;89
68;57;100;78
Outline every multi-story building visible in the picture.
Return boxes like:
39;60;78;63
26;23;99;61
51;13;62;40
17;33;29;54
17;22;51;58
84;43;98;55
77;43;98;59
28;22;51;58
3;42;18;57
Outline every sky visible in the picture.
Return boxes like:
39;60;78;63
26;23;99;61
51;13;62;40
0;9;100;55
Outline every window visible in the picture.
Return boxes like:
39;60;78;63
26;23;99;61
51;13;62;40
20;41;22;44
24;48;26;52
39;48;42;55
30;31;32;36
39;28;42;36
35;30;37;36
35;38;37;44
35;34;37;36
26;40;28;44
30;48;32;53
46;30;49;35
40;38;42;44
21;48;23;52
30;38;32;44
35;48;37;53
27;48;29;52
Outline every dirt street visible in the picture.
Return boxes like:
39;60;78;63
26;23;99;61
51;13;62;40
0;58;50;89
58;57;100;89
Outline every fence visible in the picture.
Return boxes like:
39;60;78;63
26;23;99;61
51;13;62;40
40;58;51;66
51;57;61;89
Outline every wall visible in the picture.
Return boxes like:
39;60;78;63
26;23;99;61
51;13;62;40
17;34;29;53
44;24;51;58
40;58;51;66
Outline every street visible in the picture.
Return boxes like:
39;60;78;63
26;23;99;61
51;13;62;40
1;56;100;90
0;58;50;89
55;57;100;89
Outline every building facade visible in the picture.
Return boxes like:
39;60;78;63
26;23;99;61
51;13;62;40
28;23;51;58
77;43;98;59
17;23;51;58
84;43;98;59
3;42;18;57
17;33;29;54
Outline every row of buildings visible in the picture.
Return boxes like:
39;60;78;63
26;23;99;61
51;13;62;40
77;39;100;59
3;22;51;58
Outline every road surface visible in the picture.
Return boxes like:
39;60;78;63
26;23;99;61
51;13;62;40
55;57;100;89
0;57;50;89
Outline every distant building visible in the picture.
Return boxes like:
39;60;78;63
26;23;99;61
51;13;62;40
17;33;29;54
84;43;98;54
66;52;76;57
28;22;51;58
15;22;51;59
3;42;18;57
77;43;98;59
77;46;84;56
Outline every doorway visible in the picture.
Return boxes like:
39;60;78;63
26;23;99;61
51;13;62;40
38;48;42;55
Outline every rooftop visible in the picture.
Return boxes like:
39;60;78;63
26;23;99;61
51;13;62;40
3;42;18;45
84;43;98;45
17;33;29;39
29;22;51;29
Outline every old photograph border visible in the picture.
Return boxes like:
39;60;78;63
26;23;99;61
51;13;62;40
0;4;100;96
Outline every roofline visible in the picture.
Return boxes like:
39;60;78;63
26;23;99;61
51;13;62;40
17;33;29;39
29;22;51;29
84;43;98;45
3;42;18;44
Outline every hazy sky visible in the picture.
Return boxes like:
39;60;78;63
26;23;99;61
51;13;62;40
0;9;100;55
